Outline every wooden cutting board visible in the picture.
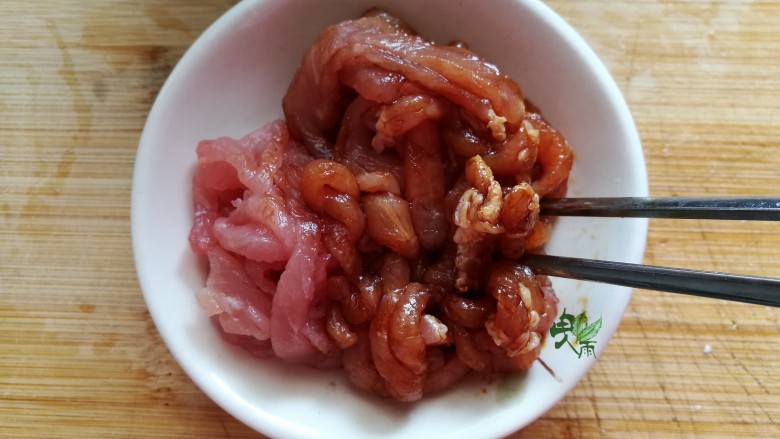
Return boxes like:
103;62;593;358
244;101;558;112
1;1;778;438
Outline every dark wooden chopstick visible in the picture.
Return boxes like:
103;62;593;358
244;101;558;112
539;197;780;221
521;254;780;307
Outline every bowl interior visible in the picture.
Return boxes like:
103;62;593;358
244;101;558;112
131;0;648;438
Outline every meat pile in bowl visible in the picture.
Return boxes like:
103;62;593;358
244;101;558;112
188;10;573;402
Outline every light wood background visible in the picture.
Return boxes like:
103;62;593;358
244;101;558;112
2;1;779;437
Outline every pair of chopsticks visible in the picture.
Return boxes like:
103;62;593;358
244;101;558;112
521;197;780;307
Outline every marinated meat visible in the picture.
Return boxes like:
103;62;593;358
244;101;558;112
190;11;571;402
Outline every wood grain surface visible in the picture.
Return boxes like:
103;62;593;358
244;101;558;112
1;1;779;438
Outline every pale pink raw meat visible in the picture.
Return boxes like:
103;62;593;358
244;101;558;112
198;247;272;341
244;259;285;296
189;161;243;254
271;230;339;367
213;216;289;263
191;120;340;368
196;120;289;194
189;121;291;254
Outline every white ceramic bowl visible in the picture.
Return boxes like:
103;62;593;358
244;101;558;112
132;0;648;437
